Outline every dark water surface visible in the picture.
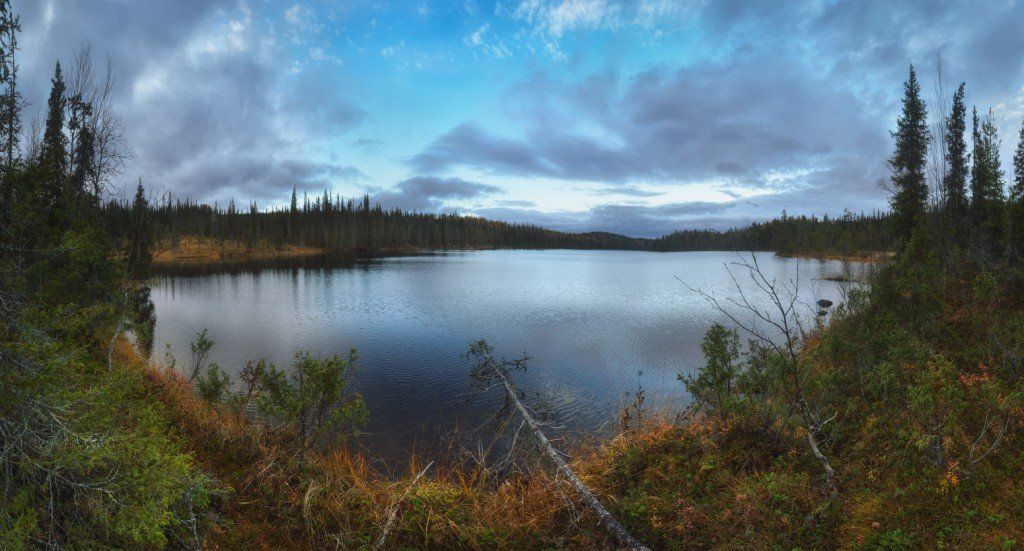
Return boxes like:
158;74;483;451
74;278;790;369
151;250;866;465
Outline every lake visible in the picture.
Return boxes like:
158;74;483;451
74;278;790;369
150;250;867;466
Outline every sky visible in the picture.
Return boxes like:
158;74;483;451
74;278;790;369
17;0;1024;237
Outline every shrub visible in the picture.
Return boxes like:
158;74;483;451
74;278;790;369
681;323;744;415
256;350;367;452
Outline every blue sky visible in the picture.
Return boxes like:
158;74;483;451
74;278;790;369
18;0;1024;236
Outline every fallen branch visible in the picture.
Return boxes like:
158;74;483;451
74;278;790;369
372;460;433;550
106;316;126;372
473;344;651;551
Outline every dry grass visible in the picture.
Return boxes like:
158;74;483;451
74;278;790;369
775;250;895;263
152;236;329;267
112;339;625;549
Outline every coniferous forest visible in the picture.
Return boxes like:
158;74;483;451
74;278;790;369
5;0;1024;548
102;191;897;259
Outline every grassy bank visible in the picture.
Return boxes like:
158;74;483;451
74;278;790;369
775;250;895;263
152;236;332;267
151;235;889;271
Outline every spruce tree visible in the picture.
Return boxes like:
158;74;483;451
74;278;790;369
971;108;1005;256
41;61;66;175
942;83;969;240
127;180;151;279
1013;118;1024;203
288;185;297;240
889;65;930;239
70;107;95;201
1006;118;1024;258
39;61;73;233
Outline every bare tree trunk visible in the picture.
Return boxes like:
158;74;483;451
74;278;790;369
481;354;651;551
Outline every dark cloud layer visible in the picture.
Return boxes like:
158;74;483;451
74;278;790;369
474;200;743;238
590;186;664;198
412;51;891;227
372;176;503;211
17;0;365;204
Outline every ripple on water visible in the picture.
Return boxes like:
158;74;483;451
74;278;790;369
151;250;869;463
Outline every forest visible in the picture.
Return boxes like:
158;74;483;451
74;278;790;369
102;190;896;260
4;0;1024;547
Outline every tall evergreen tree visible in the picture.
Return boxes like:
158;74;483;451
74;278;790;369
69;94;95;201
1006;118;1024;258
39;61;71;233
127;180;151;279
40;62;66;181
889;65;930;239
288;185;298;240
942;83;969;241
1013;118;1024;203
971;108;1005;256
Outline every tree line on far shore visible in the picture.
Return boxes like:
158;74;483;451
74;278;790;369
103;189;898;259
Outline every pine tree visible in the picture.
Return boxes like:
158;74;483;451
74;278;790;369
127;179;151;279
1013;119;1024;202
971;108;1005;257
41;61;66;175
889;65;930;239
288;185;297;240
1006;118;1024;259
942;83;969;241
70;100;95;201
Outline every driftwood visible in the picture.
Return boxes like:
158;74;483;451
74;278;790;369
473;345;651;551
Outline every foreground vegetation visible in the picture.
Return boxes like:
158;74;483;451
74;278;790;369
4;0;1024;546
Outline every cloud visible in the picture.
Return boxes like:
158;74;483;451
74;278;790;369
381;41;405;58
351;138;384;154
17;0;367;205
473;200;737;238
514;0;621;38
590;186;664;197
495;199;538;207
463;23;513;59
412;54;888;192
371;176;503;212
281;70;366;138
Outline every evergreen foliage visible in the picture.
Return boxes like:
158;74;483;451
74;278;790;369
888;65;930;238
103;196;897;259
1008;119;1024;259
40;62;66;179
970;108;1005;258
942;82;969;241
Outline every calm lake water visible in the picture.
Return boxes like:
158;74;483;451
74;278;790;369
151;250;866;465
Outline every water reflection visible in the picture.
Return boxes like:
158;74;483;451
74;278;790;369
150;250;870;464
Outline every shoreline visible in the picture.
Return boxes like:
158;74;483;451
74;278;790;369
151;236;892;271
774;250;893;263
